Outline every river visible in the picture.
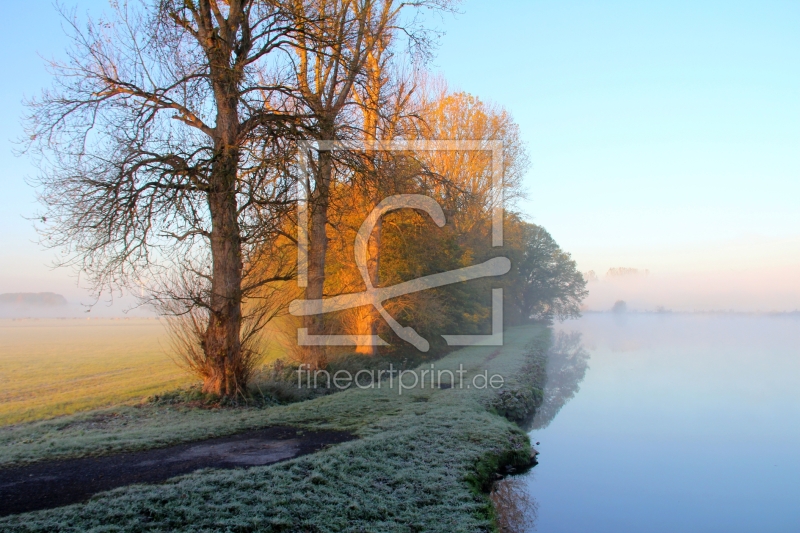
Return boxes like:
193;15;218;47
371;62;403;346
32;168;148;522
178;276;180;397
504;313;800;532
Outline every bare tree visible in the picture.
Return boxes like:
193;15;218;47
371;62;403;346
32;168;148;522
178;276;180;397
24;0;304;397
288;0;452;363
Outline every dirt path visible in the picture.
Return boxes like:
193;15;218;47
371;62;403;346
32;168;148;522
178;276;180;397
0;426;354;517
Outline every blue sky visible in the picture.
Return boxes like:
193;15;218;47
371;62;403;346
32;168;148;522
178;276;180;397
429;0;799;275
0;1;798;310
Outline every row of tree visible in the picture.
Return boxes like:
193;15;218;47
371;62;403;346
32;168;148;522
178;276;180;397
26;0;586;398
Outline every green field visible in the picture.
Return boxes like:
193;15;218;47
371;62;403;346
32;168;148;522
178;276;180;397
0;318;192;426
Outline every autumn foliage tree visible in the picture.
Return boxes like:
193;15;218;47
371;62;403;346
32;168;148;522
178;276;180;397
26;0;586;393
288;0;451;364
24;0;456;395
317;89;587;350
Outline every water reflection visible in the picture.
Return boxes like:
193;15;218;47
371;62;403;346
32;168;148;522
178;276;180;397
492;331;590;532
529;331;591;431
491;476;538;533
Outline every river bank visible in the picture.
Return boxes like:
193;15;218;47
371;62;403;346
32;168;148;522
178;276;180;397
0;325;549;532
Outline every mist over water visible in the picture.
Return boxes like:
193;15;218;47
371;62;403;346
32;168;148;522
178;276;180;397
515;313;800;533
581;267;800;313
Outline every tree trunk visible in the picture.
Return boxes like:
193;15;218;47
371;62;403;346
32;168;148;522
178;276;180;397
304;146;334;368
203;147;243;397
203;73;244;396
358;215;381;355
360;52;382;356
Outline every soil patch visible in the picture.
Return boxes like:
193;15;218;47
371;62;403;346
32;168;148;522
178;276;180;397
0;426;354;517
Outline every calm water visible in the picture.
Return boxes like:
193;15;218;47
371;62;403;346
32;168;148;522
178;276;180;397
516;313;800;533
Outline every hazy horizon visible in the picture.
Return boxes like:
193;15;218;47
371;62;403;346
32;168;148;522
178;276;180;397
1;0;798;313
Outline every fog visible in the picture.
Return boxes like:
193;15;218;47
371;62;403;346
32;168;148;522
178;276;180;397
0;292;156;319
581;265;800;313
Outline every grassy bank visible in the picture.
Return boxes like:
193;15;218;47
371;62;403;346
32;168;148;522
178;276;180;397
0;325;549;532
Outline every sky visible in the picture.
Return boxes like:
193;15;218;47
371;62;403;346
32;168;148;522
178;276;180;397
428;0;800;311
0;1;798;312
